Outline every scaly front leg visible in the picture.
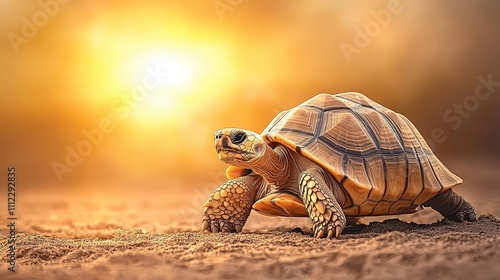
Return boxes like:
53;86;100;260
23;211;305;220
299;168;347;238
202;174;263;233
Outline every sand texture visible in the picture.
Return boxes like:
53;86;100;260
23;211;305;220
0;158;499;279
1;215;499;280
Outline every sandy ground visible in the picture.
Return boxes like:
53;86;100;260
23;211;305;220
1;157;499;280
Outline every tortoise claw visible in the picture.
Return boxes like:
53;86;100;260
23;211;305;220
211;225;219;233
202;178;255;234
447;201;477;222
461;201;477;222
202;220;209;232
201;201;212;208
467;211;477;222
235;225;243;233
335;225;342;238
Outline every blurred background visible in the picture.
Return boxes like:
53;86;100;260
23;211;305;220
0;0;499;237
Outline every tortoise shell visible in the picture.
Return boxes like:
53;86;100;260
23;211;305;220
259;92;462;216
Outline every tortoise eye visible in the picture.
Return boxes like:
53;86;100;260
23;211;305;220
232;132;247;145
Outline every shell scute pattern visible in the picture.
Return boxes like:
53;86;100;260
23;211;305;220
262;92;463;216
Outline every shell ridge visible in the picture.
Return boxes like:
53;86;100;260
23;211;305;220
345;106;382;152
303;107;324;147
335;105;387;204
400;116;444;192
335;94;375;109
399;115;438;206
376;110;410;201
317;101;387;204
278;128;315;137
363;157;375;199
264;110;291;133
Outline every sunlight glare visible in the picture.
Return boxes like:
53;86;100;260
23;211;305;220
79;19;239;128
129;50;196;90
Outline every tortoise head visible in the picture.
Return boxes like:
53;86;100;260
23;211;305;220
214;128;265;165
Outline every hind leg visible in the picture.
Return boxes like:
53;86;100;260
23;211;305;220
424;189;477;222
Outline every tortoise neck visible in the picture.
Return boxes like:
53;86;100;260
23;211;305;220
248;144;290;186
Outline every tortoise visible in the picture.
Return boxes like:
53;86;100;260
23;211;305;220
201;92;476;238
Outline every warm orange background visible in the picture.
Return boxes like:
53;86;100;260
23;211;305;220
0;1;499;203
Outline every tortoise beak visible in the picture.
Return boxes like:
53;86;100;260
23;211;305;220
215;134;239;159
215;134;231;151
